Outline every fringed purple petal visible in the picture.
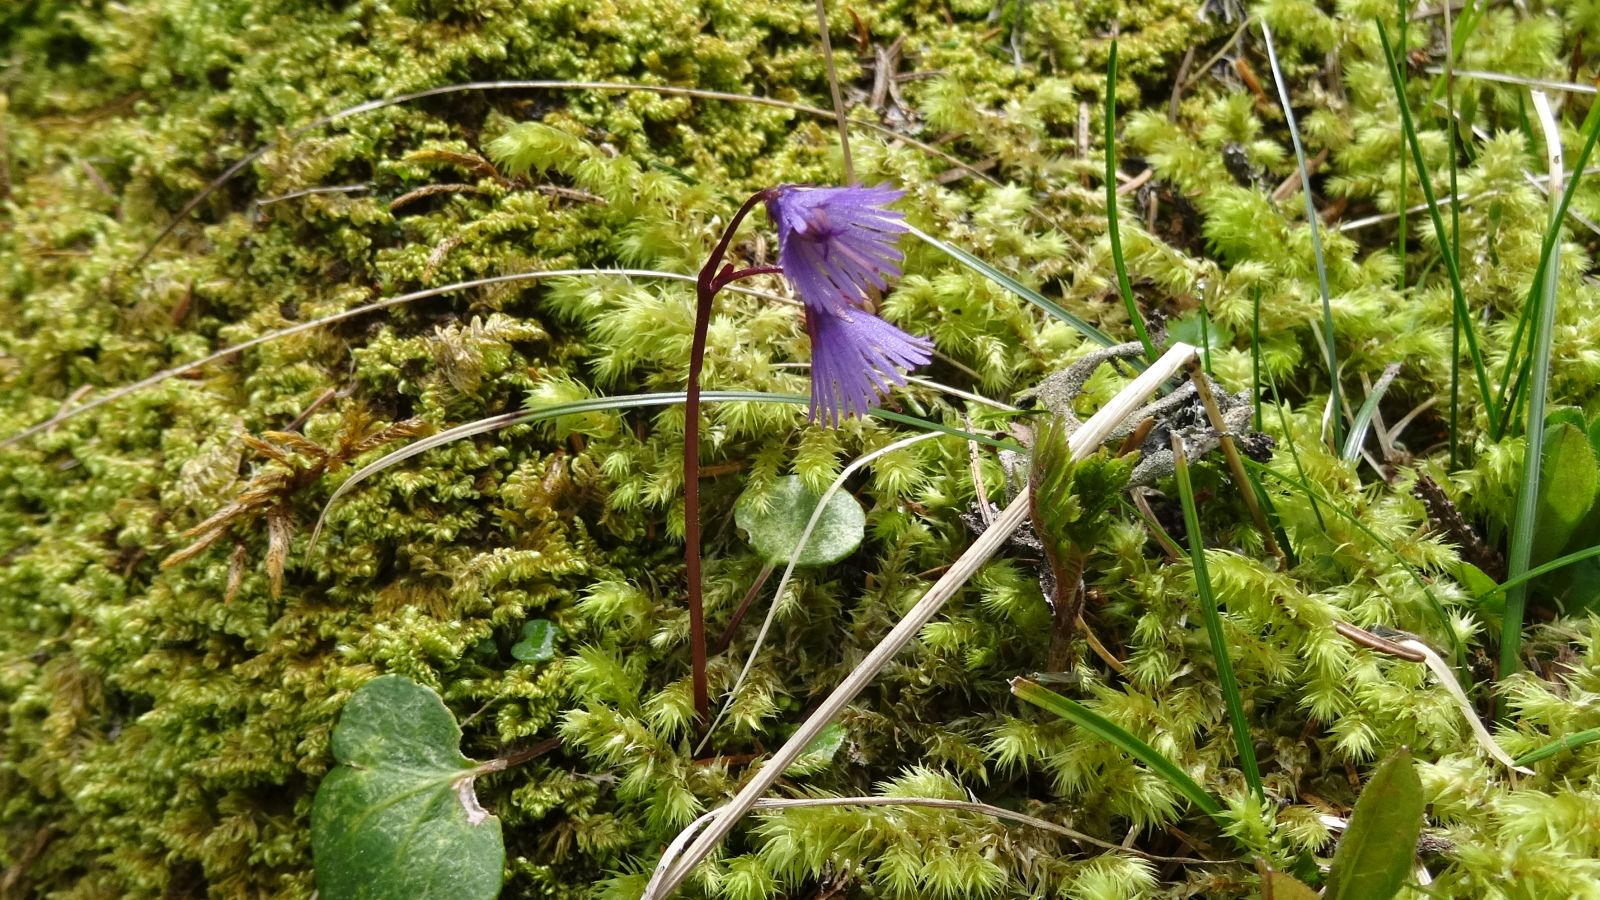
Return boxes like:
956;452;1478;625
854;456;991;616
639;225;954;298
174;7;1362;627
767;184;931;426
804;301;933;426
767;185;909;314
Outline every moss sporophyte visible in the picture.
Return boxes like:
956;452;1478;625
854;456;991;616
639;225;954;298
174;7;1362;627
684;184;931;719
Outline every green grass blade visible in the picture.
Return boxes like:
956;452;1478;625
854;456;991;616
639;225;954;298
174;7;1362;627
1251;286;1263;431
1491;100;1600;439
1428;0;1487;102
1261;20;1343;451
1484;544;1600;597
1342;364;1401;464
1501;93;1596;700
1397;0;1410;288
1493;280;1537;428
1105;40;1156;362
1504;96;1568;685
1172;439;1264;800
1265;368;1326;530
1010;677;1226;822
1513;727;1600;767
1440;0;1463;469
909;226;1116;349
1375;21;1497;435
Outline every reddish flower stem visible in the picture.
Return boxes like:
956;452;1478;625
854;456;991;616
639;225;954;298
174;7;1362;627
686;190;771;722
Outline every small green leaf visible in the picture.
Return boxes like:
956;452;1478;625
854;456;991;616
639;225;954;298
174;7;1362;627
1260;872;1320;900
1324;747;1424;900
511;619;560;663
784;722;848;776
1168;309;1235;354
1450;561;1502;616
312;676;504;900
735;476;865;567
1545;407;1586;433
1532;422;1599;564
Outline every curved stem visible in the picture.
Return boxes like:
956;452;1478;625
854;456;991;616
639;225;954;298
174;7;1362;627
686;190;772;722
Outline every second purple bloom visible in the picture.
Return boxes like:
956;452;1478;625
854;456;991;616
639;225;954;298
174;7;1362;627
765;185;933;425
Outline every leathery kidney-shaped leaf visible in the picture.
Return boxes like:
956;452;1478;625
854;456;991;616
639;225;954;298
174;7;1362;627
735;476;865;567
311;675;504;900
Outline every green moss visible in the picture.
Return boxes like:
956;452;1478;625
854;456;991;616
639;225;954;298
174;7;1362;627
8;0;1600;898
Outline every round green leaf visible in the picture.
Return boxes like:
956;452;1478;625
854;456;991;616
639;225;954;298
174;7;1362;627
734;476;865;567
311;676;504;900
511;619;560;663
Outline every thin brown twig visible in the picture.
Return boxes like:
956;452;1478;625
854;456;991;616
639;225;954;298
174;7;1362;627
1169;45;1197;122
1271;147;1329;201
815;0;854;182
1179;17;1255;92
1333;621;1426;662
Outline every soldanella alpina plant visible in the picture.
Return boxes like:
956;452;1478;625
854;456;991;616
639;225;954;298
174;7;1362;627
684;183;932;720
19;2;1600;898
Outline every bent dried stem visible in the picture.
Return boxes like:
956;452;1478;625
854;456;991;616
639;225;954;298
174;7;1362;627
132;80;999;269
2;269;788;450
643;343;1200;899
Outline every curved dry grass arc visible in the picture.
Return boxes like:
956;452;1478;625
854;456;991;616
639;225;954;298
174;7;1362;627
131;79;1002;269
0;269;791;450
305;389;1016;556
643;343;1201;900
656;795;1220;881
696;430;946;754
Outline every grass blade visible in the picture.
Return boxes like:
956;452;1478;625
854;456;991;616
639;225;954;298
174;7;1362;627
1010;677;1226;822
1265;368;1325;529
1342;363;1401;464
1484;543;1600;597
1513;727;1600;767
1251;286;1263;431
1261;21;1342;451
1375;21;1496;435
1397;0;1410;288
1105;40;1156;362
1441;0;1463;470
909;225;1116;348
1491;98;1600;439
1502;92;1569;695
310;390;1019;550
1171;435;1263;799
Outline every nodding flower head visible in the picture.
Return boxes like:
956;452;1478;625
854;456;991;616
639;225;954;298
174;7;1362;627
765;184;933;425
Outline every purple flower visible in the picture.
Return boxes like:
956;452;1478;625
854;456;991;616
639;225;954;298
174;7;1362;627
765;185;933;425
